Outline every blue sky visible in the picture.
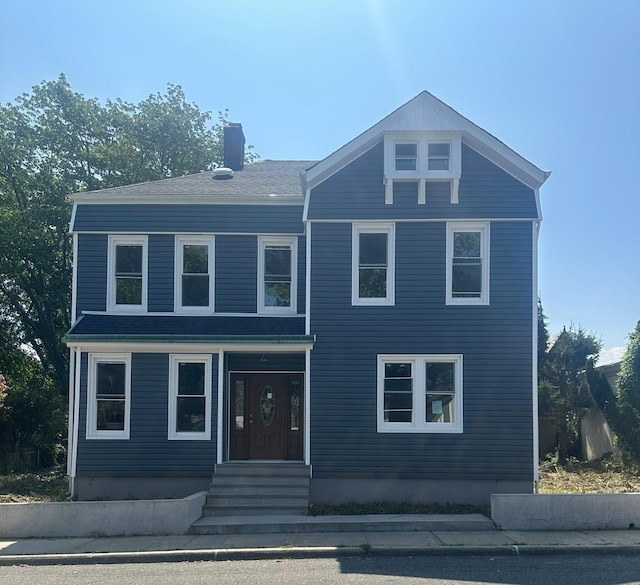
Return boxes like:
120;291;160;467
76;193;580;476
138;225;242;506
2;0;638;362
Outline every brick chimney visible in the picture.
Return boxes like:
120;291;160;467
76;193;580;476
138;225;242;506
223;123;245;171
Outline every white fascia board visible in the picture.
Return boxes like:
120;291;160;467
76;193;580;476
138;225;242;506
64;341;314;354
68;193;304;205
305;90;550;192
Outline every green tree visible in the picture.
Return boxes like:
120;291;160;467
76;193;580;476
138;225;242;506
539;325;602;463
0;75;253;397
614;321;640;461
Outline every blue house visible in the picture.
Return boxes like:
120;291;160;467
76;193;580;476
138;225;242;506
65;92;549;509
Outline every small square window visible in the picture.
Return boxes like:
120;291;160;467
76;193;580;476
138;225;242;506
395;143;417;171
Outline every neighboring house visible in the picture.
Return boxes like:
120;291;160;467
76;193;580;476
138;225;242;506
64;92;549;507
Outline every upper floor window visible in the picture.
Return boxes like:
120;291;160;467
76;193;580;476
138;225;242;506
352;223;395;306
86;353;131;439
446;222;490;305
395;143;417;171
427;142;450;171
378;354;463;433
107;235;147;312
258;236;297;314
175;236;214;313
168;354;212;440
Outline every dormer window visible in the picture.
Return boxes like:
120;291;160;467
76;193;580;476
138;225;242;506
427;143;450;171
384;132;461;205
395;143;417;171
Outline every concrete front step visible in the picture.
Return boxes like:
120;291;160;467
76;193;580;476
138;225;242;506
204;462;311;517
190;513;496;535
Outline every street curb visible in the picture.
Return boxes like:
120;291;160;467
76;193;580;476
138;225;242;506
2;544;640;566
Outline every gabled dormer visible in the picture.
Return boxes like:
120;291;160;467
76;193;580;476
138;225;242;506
383;131;462;205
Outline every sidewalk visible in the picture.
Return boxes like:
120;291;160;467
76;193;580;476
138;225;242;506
1;516;640;565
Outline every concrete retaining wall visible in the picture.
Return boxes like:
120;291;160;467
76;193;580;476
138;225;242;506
0;491;207;538
492;493;640;530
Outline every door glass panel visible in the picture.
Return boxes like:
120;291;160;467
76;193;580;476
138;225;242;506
235;380;245;430
290;380;300;431
260;384;275;427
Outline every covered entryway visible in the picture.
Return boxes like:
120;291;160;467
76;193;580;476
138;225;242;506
229;372;303;460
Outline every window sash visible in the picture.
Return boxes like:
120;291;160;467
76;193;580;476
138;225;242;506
378;355;462;433
447;223;489;305
108;237;147;311
87;354;131;439
175;237;214;311
353;224;394;305
258;237;297;313
169;355;211;439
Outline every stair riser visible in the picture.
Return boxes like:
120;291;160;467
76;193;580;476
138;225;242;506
202;507;308;517
209;487;309;497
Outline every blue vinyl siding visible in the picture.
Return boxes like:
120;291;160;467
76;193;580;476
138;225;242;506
307;143;538;220
73;204;304;234
308;221;534;481
216;236;257;313
76;352;219;477
76;234;107;314
148;235;174;312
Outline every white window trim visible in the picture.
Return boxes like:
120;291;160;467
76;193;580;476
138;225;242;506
107;235;148;312
446;222;490;306
377;354;463;433
86;353;131;440
258;236;298;315
174;235;215;313
168;354;212;440
352;223;395;306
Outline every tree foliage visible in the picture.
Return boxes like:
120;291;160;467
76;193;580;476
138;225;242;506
538;308;603;462
0;74;251;397
613;321;640;461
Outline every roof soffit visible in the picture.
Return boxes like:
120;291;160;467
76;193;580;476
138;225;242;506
305;91;549;191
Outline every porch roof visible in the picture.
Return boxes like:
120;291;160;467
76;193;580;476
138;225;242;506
64;314;313;345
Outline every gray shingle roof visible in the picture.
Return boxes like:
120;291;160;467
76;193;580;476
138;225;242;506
71;160;316;199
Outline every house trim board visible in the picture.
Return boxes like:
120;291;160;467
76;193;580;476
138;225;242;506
532;219;541;490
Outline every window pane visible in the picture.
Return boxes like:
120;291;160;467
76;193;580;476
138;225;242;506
359;233;387;265
395;144;417;157
235;381;245;430
115;245;142;275
359;268;387;298
428;158;449;171
116;277;142;305
385;362;411;378
427;394;455;422
453;232;481;258
426;362;455;394
97;399;125;430
265;282;291;307
183;245;208;274
176;396;205;432
452;262;482;297
265;247;291;277
290;380;300;431
182;274;209;306
96;363;125;397
178;362;205;395
428;143;450;157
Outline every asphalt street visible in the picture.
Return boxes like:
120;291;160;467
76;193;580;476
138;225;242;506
1;554;639;585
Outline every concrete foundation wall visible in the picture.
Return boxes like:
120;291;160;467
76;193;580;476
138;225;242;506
0;491;207;539
75;476;210;500
311;478;532;506
492;493;640;530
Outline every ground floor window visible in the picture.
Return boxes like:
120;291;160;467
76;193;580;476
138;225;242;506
377;354;463;433
168;354;212;440
87;353;131;439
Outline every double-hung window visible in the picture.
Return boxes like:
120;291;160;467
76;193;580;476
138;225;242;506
87;353;131;439
352;223;395;305
394;143;418;171
378;354;463;433
168;354;212;440
446;222;490;305
258;236;297;314
107;236;147;312
175;236;214;312
427;142;450;171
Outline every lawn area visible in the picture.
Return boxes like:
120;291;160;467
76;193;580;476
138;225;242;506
1;459;639;504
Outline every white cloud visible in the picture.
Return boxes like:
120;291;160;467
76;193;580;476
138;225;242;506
598;346;626;366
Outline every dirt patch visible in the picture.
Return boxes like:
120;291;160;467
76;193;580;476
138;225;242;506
0;470;68;503
539;458;640;494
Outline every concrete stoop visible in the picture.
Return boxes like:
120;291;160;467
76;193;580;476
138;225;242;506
190;513;495;535
202;462;310;518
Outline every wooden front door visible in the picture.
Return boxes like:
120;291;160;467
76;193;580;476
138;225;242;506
229;373;303;460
